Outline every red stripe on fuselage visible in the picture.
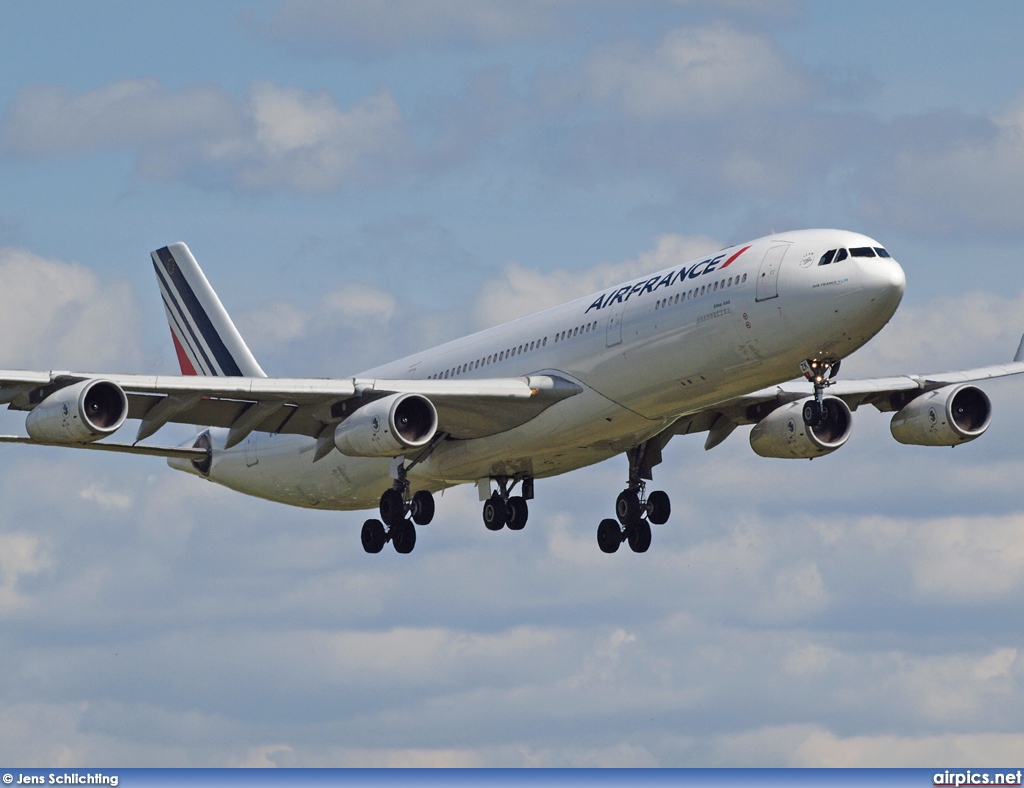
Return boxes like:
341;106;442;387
171;330;198;376
720;245;751;268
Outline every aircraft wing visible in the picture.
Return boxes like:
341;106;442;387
671;359;1024;449
0;370;582;446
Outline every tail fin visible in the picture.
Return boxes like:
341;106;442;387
151;243;266;378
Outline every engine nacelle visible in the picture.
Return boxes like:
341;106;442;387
333;393;438;458
26;379;128;443
750;396;853;459
890;384;991;446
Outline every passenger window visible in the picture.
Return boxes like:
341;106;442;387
834;249;848;263
818;249;836;266
741;274;747;282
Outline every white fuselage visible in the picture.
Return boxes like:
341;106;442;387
177;229;906;509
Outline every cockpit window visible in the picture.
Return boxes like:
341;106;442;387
874;247;891;258
818;249;836;266
850;247;876;257
834;248;848;263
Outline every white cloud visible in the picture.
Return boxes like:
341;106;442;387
208;83;405;192
0;78;237;156
260;0;560;54
237;283;397;362
862;94;1024;237
1;80;407;193
0;248;143;370
78;484;132;511
719;724;1024;767
571;25;811;118
911;514;1024;601
323;284;397;328
0;531;51;612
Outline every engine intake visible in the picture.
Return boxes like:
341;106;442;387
26;379;128;443
750;396;853;459
890;384;991;446
333;393;438;458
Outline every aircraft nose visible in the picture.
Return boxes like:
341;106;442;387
861;256;906;312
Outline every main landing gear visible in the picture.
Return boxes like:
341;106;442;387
361;465;435;555
800;358;841;427
597;442;671;554
481;476;533;532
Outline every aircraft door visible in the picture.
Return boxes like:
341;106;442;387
755;243;790;302
605;301;625;346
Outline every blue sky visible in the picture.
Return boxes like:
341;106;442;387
2;0;1024;767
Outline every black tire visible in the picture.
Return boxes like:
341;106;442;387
392;521;417;554
646;490;671;525
411;490;435;525
802;400;820;427
627;520;652;553
597;518;622;553
379;488;406;527
483;494;506;531
615;489;642;526
506;496;528;531
361;519;386;554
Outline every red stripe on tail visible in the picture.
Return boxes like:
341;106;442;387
171;330;198;376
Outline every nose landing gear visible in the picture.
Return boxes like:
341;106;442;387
800;358;841;427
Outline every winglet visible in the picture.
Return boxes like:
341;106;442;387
151;243;267;378
1015;334;1024;363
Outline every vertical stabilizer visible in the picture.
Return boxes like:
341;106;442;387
151;243;267;377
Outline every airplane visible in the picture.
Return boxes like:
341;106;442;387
0;228;1017;555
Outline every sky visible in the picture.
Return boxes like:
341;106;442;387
2;0;1024;768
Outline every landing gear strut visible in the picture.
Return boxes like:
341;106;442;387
480;476;533;532
800;358;841;427
362;460;435;555
597;440;671;555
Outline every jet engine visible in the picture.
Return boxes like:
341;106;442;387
25;379;128;443
749;396;853;459
333;393;438;458
890;384;991;446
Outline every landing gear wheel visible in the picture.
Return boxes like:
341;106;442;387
506;496;528;531
392;520;417;554
410;490;435;525
597;518;622;554
361;519;386;554
646;490;671;525
615;489;642;526
483;493;506;531
379;488;406;527
627;520;652;553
